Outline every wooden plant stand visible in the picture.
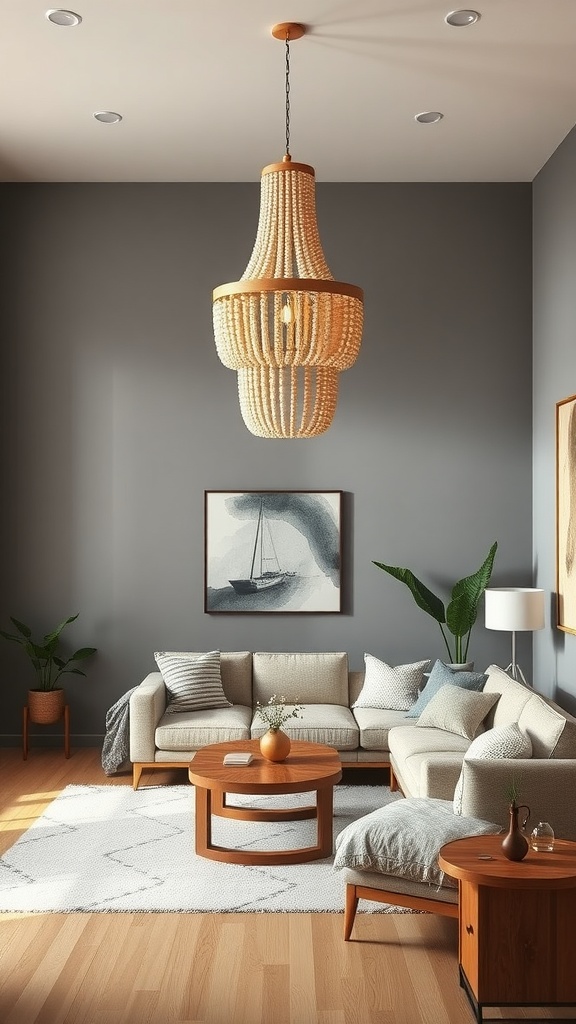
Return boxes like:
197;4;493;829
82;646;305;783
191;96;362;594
23;704;70;760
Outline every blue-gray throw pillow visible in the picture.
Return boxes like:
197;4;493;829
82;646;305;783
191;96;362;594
405;659;487;718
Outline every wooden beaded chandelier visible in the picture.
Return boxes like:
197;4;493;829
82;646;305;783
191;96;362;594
212;22;364;439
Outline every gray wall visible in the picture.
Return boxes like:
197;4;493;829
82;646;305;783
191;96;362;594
533;125;576;712
0;182;533;743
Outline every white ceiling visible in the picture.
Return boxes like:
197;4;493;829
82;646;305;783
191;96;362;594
2;0;576;183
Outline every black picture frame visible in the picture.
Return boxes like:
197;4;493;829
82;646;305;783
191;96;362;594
204;490;342;614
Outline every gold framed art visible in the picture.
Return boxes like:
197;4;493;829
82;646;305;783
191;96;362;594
556;393;576;633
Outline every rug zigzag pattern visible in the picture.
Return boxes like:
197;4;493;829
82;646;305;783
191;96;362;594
0;784;401;914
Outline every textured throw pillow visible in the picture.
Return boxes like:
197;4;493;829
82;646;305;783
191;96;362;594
154;650;232;713
405;659;488;718
416;684;499;740
453;723;532;814
352;654;431;712
333;797;501;888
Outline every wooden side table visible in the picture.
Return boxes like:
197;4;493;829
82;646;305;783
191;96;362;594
439;834;576;1023
23;704;70;759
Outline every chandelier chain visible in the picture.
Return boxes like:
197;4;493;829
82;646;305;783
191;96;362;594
285;32;291;157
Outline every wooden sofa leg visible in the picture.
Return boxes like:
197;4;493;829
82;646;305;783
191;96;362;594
389;765;398;792
132;763;143;790
344;884;359;941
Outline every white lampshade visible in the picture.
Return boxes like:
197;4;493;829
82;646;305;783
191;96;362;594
484;588;545;632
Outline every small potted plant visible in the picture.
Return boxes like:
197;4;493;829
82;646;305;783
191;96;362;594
255;694;304;761
373;541;498;665
1;613;97;723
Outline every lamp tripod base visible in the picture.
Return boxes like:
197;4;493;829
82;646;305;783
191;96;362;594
504;662;530;687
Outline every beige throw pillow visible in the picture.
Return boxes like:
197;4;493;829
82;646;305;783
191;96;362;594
416;684;500;740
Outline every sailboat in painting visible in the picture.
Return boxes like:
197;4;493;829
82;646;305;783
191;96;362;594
229;500;295;594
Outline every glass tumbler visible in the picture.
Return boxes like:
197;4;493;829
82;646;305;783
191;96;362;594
530;821;555;852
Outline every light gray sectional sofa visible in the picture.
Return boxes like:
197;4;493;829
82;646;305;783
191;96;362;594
130;650;421;788
130;651;576;835
389;663;576;839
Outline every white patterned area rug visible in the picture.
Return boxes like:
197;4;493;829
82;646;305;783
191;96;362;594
0;784;403;914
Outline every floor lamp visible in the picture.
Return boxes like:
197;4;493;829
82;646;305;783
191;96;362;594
484;588;545;686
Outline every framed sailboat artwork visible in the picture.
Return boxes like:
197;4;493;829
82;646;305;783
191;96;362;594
204;490;342;613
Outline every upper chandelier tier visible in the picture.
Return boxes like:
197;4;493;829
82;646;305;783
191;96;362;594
212;24;364;439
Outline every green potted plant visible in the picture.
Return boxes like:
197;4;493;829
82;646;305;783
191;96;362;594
1;613;97;723
373;541;497;665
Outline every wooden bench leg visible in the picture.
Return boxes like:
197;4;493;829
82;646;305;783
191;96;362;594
344;883;359;940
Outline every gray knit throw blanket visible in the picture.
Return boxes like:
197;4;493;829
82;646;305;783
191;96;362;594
101;687;137;776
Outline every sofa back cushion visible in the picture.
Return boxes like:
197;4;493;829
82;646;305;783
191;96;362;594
252;652;349;705
175;651;252;706
483;663;576;758
483;664;533;727
518;695;576;758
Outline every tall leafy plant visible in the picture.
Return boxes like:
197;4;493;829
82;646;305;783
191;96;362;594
373;541;498;663
0;613;97;691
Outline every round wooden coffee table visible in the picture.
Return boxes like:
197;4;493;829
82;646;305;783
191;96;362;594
188;739;342;865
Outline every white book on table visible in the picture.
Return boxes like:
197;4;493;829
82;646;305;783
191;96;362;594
223;752;254;766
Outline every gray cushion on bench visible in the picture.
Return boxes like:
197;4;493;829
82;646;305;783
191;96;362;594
333;797;501;888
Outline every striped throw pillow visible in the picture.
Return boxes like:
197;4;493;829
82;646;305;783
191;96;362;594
154;651;232;713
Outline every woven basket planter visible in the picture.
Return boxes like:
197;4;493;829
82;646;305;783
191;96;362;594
27;688;65;724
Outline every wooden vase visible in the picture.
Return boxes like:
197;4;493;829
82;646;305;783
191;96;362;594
501;801;530;862
27;688;65;725
259;728;291;762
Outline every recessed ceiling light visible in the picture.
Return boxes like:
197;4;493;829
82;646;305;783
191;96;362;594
45;9;82;26
445;9;480;27
415;111;444;124
93;111;123;124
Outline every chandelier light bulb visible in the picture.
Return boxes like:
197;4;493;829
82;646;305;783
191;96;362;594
281;298;293;324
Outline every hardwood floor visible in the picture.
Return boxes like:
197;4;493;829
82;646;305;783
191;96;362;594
1;749;574;1024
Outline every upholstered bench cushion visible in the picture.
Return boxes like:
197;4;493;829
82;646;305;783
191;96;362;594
250;703;359;750
155;704;252;750
342;866;458;905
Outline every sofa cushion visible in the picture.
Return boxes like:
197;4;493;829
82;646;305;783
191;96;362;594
352;655;430;712
483;664;576;757
405;660;487;718
252;652;349;705
333;797;500;888
352;707;417;751
416;685;499;740
250;703;358;750
482;664;533;728
453;723;533;814
155;704;252;750
162;651;252;705
518;695;573;758
154;651;232;713
389;725;470;798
